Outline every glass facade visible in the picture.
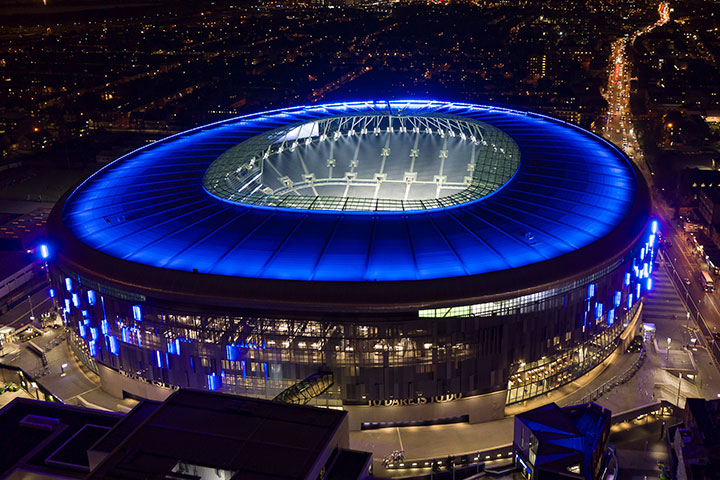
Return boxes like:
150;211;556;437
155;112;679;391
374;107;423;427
52;224;657;409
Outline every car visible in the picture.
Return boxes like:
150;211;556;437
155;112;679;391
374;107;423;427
684;277;691;285
626;334;644;353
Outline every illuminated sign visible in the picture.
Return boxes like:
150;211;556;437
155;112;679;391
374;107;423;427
368;393;462;407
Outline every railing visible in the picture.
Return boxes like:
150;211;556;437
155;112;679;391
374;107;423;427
660;249;720;366
506;301;641;405
581;344;646;404
610;400;679;424
382;443;514;473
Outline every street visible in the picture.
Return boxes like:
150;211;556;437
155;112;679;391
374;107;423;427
0;282;54;330
601;2;670;166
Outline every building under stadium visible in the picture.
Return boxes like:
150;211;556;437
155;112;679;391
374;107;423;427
46;100;655;430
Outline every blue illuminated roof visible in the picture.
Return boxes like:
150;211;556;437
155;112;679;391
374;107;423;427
61;100;637;283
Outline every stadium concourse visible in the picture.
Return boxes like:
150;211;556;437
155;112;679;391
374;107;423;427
46;100;653;430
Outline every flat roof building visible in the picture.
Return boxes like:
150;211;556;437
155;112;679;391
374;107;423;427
0;389;371;480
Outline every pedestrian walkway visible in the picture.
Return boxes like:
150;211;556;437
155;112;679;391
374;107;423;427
643;264;693;345
0;328;137;412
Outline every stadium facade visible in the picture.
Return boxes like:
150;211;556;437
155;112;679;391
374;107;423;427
46;100;654;429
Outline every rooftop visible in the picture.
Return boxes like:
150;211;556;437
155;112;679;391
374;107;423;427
0;397;122;477
0;390;369;480
55;100;643;287
516;402;610;476
90;389;352;480
0;250;33;281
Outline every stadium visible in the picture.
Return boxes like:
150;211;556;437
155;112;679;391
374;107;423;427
46;100;654;430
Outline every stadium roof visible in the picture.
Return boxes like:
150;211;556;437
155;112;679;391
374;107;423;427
50;100;649;312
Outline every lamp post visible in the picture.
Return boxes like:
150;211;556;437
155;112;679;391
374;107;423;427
676;373;683;407
28;295;35;323
667;337;671;360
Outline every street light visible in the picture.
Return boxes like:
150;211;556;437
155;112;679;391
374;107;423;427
28;295;35;323
677;373;683;407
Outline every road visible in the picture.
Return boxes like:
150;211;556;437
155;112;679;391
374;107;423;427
0;281;55;329
658;222;720;367
601;2;670;165
597;0;720;362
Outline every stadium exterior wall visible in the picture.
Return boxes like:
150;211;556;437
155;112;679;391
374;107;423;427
44;101;656;430
48;211;654;429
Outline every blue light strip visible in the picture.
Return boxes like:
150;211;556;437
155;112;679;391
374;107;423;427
515;454;532;476
208;372;221;391
226;344;239;361
168;339;181;355
100;296;107;320
108;335;119;356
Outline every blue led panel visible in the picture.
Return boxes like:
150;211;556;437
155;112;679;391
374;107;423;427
108;335;119;356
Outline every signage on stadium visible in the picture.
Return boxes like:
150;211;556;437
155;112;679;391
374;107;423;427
368;393;462;407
